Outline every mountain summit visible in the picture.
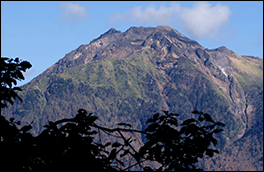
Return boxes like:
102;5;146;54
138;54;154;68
3;26;263;170
36;26;202;78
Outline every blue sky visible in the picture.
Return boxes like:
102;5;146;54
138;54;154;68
1;1;263;86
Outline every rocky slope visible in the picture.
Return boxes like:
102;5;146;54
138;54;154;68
2;26;263;170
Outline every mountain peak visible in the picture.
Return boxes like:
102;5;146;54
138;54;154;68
215;46;229;52
104;28;121;35
35;26;259;84
124;25;174;34
96;27;121;39
39;26;203;78
157;25;173;30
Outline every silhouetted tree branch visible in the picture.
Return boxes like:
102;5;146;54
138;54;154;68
1;57;31;109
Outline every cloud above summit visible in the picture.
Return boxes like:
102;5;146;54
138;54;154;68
109;2;231;40
109;2;181;25
180;2;231;39
22;68;35;78
58;2;87;24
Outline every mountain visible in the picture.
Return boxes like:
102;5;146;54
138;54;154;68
2;26;263;170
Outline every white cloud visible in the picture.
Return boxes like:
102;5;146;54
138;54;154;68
109;2;181;25
180;2;231;39
58;2;87;24
22;68;35;77
109;2;232;40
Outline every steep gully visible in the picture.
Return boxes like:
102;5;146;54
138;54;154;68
195;47;249;141
227;72;248;140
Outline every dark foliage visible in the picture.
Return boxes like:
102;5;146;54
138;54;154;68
0;109;118;171
139;110;225;171
0;57;225;171
0;108;225;171
0;57;32;108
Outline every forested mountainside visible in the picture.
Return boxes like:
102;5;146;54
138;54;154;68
2;26;263;170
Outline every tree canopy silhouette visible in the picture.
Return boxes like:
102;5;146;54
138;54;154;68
1;57;32;109
1;57;225;171
138;110;225;170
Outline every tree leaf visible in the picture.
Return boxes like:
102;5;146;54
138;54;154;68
13;87;22;91
198;116;205;122
170;112;180;117
213;128;223;134
20;124;32;133
87;130;98;135
20;61;32;69
9;118;15;123
184;124;199;136
15;121;21;125
215;122;225;127
205;124;215;130
146;118;155;124
139;146;147;156
145;123;160;132
158;115;166;123
181;118;197;126
108;149;117;160
14;58;19;63
166;119;178;127
16;71;24;80
203;113;214;123
206;149;215;157
153;113;159;121
104;142;111;147
143;166;154;171
162;110;169;116
213;149;219;154
210;137;218;146
191;110;199;114
112;142;121;147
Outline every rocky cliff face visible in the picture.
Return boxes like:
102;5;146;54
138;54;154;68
2;26;263;170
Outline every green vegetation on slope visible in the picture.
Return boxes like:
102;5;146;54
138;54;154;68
3;50;261;150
